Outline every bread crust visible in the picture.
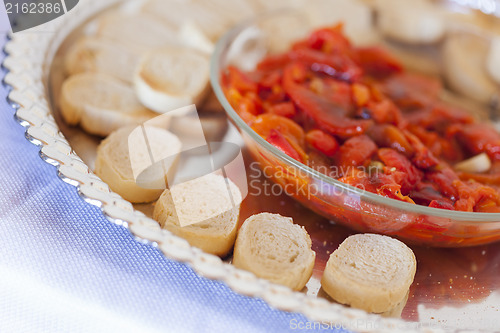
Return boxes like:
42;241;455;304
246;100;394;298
153;174;242;257
59;73;156;137
321;233;416;313
233;213;316;291
95;126;180;203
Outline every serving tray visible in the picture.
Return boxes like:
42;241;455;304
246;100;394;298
3;0;500;331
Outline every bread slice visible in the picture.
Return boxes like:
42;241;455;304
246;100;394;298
487;37;500;85
96;12;179;49
141;0;228;41
59;73;156;136
443;33;498;104
95;126;181;203
305;0;378;46
376;0;445;44
233;213;316;291
153;173;242;257
64;36;142;83
134;47;210;114
321;233;416;313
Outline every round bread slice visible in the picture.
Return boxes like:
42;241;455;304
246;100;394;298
141;0;229;41
96;12;179;49
95;126;181;203
134;47;210;114
59;73;156;137
487;37;500;85
233;213;316;291
321;233;416;313
376;0;445;44
64;36;142;83
153;174;242;257
443;33;498;104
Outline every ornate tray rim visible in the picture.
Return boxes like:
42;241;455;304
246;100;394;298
1;1;473;332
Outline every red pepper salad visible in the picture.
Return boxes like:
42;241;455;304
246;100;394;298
222;25;500;212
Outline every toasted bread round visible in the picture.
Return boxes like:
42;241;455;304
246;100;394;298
134;47;210;114
233;213;316;291
487;37;500;85
95;126;181;203
59;73;156;136
153;174;242;257
64;36;141;83
141;0;230;41
321;233;416;313
96;12;179;49
377;0;445;44
306;0;378;46
443;33;498;104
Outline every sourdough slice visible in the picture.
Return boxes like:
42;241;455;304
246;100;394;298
233;213;316;291
153;174;242;257
64;36;142;83
59;73;156;136
95;126;181;203
96;12;179;49
321;233;416;313
134;47;210;113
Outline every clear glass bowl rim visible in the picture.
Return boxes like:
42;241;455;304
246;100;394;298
209;10;500;223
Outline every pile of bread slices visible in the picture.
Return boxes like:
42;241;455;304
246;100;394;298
58;0;417;315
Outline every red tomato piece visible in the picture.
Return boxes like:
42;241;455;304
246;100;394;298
283;64;372;137
351;83;370;107
379;72;441;110
306;129;339;157
456;123;500;160
225;66;258;94
355;47;403;78
429;200;455;210
306;25;352;54
337;135;377;171
257;53;291;72
367;124;414;156
404;130;440;169
268;102;296;118
290;48;362;82
378;148;422;194
267;129;304;163
251;113;305;146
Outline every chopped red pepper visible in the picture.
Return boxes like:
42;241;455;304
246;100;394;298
355;47;403;78
306;129;339;157
267;129;304;163
222;24;500;213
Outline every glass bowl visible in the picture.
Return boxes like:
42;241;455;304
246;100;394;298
211;4;500;247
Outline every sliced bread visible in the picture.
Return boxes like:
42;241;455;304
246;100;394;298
233;213;316;291
487;36;500;85
443;33;498;104
64;36;142;83
96;12;179;49
321;233;416;313
134;47;210;114
95;126;181;203
153;173;242;257
376;0;445;44
141;0;228;41
59;73;156;136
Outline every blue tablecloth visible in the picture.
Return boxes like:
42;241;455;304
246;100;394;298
0;25;346;333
